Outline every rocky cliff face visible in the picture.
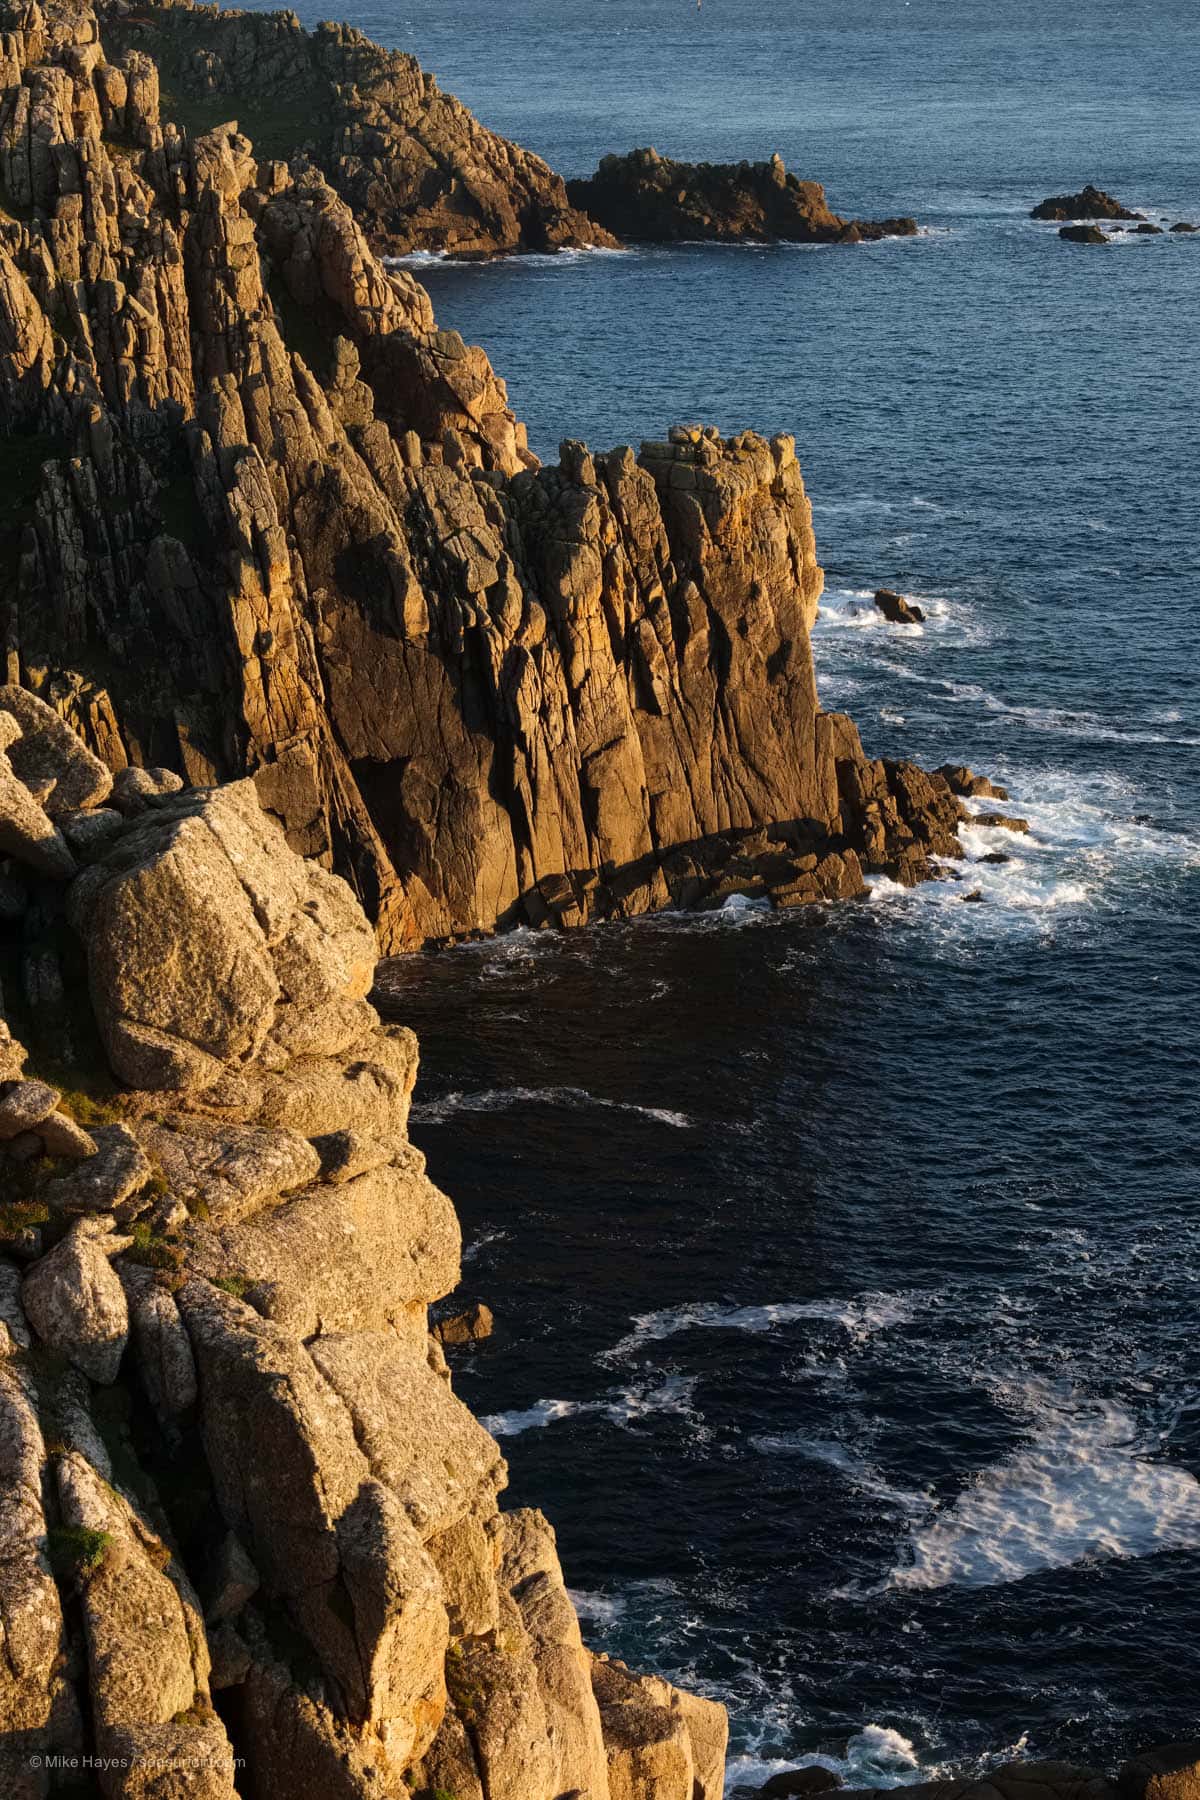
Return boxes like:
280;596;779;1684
567;149;918;244
0;685;727;1800
0;0;966;952
97;0;616;258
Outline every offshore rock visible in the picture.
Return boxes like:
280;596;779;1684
1059;224;1109;244
1033;185;1144;221
568;148;919;243
874;587;925;624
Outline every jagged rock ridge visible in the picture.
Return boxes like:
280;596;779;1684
0;686;727;1799
568;148;918;244
97;0;616;258
0;1;969;951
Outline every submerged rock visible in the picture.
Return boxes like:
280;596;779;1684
757;1771;843;1798
1059;224;1110;244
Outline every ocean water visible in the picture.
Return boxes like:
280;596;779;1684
255;0;1199;1786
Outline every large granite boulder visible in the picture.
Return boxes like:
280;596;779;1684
0;685;113;816
0;1362;79;1754
21;1216;132;1383
55;1449;239;1799
69;781;377;1092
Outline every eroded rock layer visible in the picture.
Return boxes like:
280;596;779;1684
0;696;727;1799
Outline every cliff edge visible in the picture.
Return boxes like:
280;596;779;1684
1;0;965;952
97;0;616;258
0;688;727;1799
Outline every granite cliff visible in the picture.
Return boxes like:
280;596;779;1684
97;0;615;258
0;688;728;1799
1;0;967;953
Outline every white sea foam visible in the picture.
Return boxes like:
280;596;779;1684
411;1084;692;1128
889;1387;1200;1591
864;761;1199;936
728;1724;926;1796
566;1587;627;1626
749;1433;932;1518
482;1373;698;1438
383;244;629;270
462;1226;508;1265
813;585;993;648
812;496;897;517
606;1291;914;1362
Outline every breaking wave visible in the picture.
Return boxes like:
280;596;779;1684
411;1084;692;1128
889;1387;1200;1591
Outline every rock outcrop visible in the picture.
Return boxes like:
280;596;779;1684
568;148;918;243
873;587;925;625
1059;224;1109;245
97;0;615;258
0;4;968;950
1033;185;1144;221
738;1754;1200;1800
0;715;726;1798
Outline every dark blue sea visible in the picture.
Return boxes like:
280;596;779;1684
261;0;1198;1786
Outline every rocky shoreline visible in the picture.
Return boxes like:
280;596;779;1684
0;689;728;1799
0;2;967;954
96;0;614;258
736;1747;1200;1800
1;2;1192;1797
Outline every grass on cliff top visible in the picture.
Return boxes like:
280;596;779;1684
159;83;330;162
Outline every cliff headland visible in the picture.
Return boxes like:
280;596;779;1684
3;5;1186;1799
2;0;964;954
